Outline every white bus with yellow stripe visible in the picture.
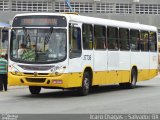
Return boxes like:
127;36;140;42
8;13;158;95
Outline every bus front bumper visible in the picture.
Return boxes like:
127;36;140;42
8;72;82;88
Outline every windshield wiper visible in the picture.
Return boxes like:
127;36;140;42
44;27;53;44
23;27;31;43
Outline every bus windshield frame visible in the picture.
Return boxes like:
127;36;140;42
10;27;67;64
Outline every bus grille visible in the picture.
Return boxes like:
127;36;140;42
18;65;54;71
26;78;46;83
23;73;49;76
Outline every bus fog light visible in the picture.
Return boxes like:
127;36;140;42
52;80;63;84
47;80;50;84
20;79;24;83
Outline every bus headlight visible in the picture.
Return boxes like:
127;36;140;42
50;66;66;76
9;64;21;75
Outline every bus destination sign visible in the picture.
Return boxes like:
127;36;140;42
21;18;58;26
12;16;67;27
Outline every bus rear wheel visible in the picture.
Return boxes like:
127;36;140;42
29;86;41;94
119;68;137;89
129;68;137;88
79;71;91;96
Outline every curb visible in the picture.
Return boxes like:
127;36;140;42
8;86;28;90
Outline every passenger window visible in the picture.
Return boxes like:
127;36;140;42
130;29;140;51
82;24;93;49
94;25;106;50
119;28;129;50
69;23;82;58
140;31;149;51
107;27;119;50
149;32;157;52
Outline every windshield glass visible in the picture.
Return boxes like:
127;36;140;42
10;28;67;63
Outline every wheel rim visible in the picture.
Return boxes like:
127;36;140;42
84;77;89;90
82;72;90;93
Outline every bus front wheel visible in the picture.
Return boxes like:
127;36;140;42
79;71;91;96
29;86;41;94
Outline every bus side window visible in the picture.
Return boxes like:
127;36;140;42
107;27;119;50
94;25;106;50
140;31;149;51
149;31;157;52
82;24;93;50
119;28;129;50
69;23;82;58
130;29;140;51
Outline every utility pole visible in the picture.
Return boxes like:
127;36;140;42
65;0;73;12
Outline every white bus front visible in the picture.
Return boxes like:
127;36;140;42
8;14;83;94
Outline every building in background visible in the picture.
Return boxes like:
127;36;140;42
0;0;160;29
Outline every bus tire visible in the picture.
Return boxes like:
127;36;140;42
119;68;137;89
129;68;137;89
79;71;91;96
29;86;41;94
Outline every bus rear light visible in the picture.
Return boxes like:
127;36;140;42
52;80;63;84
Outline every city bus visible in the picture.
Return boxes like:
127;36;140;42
8;13;158;95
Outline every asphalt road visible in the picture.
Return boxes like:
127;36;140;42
0;75;160;114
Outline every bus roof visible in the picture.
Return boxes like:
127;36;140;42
0;22;10;28
13;13;157;32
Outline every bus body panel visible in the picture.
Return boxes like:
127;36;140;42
93;50;108;85
149;52;158;79
108;51;120;84
119;51;131;83
8;72;83;88
81;50;94;72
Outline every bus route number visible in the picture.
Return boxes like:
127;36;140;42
83;55;91;60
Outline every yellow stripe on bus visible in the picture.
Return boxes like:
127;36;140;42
8;69;157;88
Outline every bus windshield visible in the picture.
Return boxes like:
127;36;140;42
10;28;67;63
